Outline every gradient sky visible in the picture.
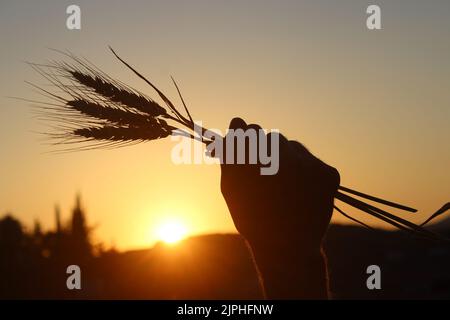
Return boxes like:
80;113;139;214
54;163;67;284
0;0;449;250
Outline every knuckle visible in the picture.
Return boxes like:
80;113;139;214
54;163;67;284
330;167;340;188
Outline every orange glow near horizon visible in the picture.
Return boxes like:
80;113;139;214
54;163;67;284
156;219;188;245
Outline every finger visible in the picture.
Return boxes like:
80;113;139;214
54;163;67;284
247;123;262;131
246;124;262;165
331;167;341;190
288;140;309;156
265;131;291;175
222;117;248;166
221;119;255;179
267;131;289;155
229;117;247;130
288;140;315;166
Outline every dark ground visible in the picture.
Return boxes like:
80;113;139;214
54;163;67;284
2;222;449;299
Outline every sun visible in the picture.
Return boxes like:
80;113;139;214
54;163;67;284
157;220;187;244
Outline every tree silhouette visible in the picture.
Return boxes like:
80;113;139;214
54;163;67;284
55;204;62;235
32;218;43;248
70;194;92;259
0;215;24;255
33;219;42;237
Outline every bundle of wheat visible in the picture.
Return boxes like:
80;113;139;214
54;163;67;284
26;48;449;241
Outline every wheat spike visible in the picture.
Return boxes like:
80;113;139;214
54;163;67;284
74;125;171;141
66;99;160;127
68;70;167;117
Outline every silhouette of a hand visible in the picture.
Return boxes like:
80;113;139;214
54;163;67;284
219;117;340;298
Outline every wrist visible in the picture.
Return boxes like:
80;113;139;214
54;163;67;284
246;238;329;299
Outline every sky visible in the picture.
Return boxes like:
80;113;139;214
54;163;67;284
0;0;449;250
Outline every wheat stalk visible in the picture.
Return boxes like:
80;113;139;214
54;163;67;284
27;48;449;241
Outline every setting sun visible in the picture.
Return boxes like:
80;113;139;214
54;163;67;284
157;220;188;244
